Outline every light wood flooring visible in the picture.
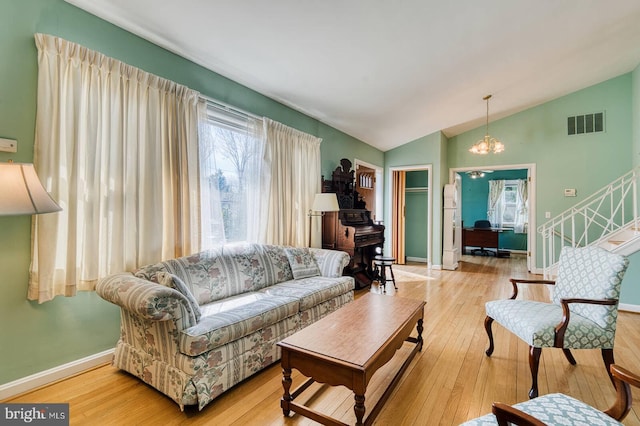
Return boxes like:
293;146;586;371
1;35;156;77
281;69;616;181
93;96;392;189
6;254;640;425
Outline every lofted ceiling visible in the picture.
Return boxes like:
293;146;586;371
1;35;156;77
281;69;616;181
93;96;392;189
65;0;640;152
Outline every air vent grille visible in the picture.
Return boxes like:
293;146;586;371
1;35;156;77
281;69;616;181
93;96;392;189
567;112;604;135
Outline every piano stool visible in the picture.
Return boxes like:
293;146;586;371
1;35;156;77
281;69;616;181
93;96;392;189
372;256;397;292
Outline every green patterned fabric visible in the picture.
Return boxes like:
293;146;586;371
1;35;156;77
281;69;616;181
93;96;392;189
134;243;296;305
157;272;202;323
486;246;628;349
551;246;628;330
262;275;355;311
309;247;349;277
285;247;321;279
461;393;622;425
179;293;299;355
96;245;353;411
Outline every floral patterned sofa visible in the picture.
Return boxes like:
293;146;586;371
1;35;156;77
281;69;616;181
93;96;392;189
96;243;354;410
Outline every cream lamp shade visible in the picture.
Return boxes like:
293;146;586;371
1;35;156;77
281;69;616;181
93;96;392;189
308;193;339;247
311;193;340;212
0;161;61;215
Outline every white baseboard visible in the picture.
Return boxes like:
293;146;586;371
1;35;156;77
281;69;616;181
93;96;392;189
406;256;427;263
619;303;640;313
0;349;114;401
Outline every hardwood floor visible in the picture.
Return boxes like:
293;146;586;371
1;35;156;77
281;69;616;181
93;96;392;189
6;254;640;425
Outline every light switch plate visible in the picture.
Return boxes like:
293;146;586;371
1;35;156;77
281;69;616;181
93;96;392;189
0;138;17;153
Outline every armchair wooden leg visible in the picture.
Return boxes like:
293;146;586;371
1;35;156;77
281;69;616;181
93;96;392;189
484;316;495;356
562;349;577;365
529;346;542;399
602;348;616;387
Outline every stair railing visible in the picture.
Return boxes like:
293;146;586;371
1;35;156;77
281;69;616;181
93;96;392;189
538;167;640;278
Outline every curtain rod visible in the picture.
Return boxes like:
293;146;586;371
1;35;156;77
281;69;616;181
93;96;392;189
198;93;261;120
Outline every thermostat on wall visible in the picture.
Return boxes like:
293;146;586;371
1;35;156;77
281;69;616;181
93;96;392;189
0;137;17;153
564;188;577;197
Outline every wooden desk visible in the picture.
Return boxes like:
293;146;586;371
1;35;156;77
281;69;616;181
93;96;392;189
462;227;502;255
278;293;425;426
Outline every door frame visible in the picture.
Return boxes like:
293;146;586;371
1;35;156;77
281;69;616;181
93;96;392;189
388;164;433;268
449;163;537;272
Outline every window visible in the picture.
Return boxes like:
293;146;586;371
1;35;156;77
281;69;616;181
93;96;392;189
500;183;518;226
199;103;322;250
488;179;528;233
198;103;264;248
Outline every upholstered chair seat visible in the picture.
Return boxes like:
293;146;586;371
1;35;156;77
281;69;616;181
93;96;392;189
461;393;623;426
462;364;639;426
484;246;629;399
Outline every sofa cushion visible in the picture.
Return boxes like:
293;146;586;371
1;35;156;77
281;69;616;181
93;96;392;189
179;293;299;356
134;243;294;305
285;247;321;279
309;248;350;277
261;276;354;311
157;272;202;323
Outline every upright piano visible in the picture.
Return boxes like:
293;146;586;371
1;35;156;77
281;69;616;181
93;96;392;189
321;159;385;289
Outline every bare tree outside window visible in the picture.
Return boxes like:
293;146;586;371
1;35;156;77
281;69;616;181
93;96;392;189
199;120;260;246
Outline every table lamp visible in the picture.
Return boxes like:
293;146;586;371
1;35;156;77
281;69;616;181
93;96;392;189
0;160;61;215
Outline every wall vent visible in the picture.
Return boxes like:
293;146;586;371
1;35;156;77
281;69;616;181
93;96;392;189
567;112;604;135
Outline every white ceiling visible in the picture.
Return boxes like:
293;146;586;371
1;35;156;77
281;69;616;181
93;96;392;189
65;0;640;152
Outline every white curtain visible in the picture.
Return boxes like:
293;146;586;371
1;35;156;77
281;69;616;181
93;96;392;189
30;34;201;303
261;118;321;247
197;101;227;247
514;179;528;233
487;180;505;227
240;117;267;245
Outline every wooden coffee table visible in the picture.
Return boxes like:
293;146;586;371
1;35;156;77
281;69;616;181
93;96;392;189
278;293;425;426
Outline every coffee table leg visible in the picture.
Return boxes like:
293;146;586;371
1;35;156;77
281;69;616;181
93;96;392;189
417;318;424;350
281;366;292;416
354;393;366;425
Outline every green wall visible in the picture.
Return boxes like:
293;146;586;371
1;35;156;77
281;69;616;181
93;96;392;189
449;74;633;236
634;64;640;167
625;63;640;305
2;0;639;388
0;0;381;385
448;74;638;305
405;171;429;260
384;132;446;267
383;72;638;304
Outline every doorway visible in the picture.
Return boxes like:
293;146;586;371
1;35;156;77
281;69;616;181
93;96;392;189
389;165;433;267
449;164;536;272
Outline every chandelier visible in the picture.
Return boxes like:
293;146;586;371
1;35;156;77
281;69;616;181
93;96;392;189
469;95;504;155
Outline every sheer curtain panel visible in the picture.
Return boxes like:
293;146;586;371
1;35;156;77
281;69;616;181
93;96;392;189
262;118;321;247
30;34;201;303
514;179;528;233
487;180;505;227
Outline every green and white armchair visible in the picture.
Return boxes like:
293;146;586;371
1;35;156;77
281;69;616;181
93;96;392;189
484;246;629;399
461;364;640;425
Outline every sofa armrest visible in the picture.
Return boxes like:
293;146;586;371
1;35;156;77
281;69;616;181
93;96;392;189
96;272;195;329
309;248;350;277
